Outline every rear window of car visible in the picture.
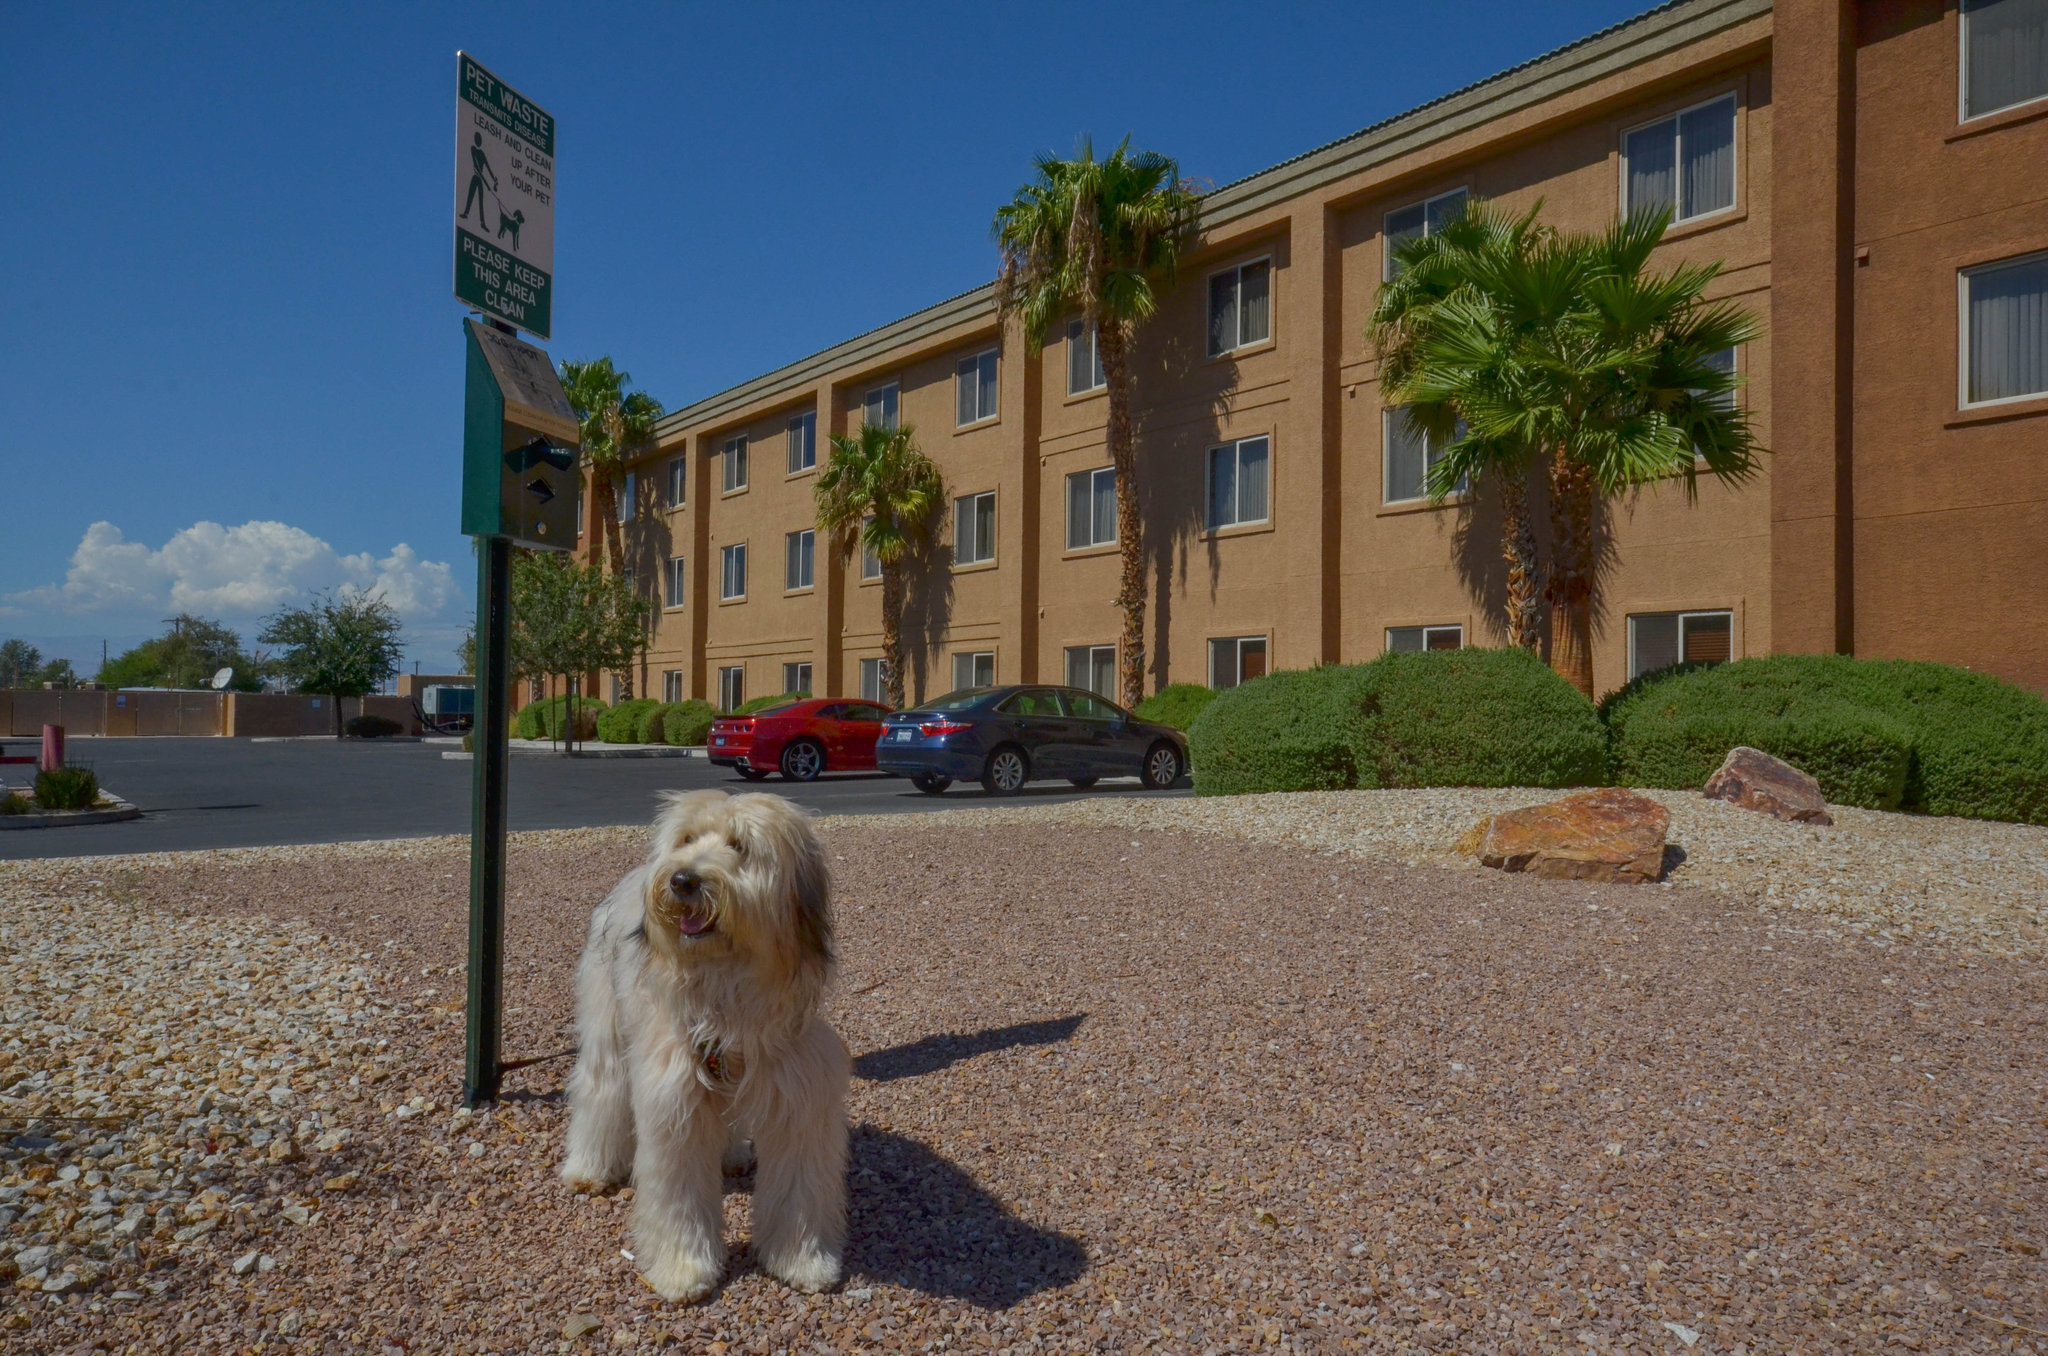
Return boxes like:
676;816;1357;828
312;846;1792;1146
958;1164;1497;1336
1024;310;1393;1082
751;702;806;718
918;689;992;713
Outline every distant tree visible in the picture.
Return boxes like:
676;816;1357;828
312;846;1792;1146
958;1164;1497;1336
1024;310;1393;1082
508;552;652;747
813;423;946;709
0;639;42;688
97;615;267;690
559;357;663;701
457;623;477;676
259;593;404;700
34;658;78;690
994;137;1201;706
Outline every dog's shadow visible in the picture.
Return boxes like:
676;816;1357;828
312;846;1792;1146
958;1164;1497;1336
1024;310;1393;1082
852;1015;1086;1082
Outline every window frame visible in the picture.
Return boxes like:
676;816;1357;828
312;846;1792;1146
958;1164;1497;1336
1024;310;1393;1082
662;670;685;703
663;555;685;610
863;382;900;433
782;661;813;695
1961;0;2048;122
953;490;997;567
1382;187;1470;281
1205;435;1273;532
720;434;749;494
717;665;745;712
955;348;1000;427
1619;92;1739;226
784;528;816;592
1382;408;1470;506
1206;255;1275;357
952;650;996;690
1958;248;2048;408
858;657;888;702
1384;624;1465;654
1626;608;1735;680
1066;318;1107;396
1064;643;1117;698
665;456;687;509
1208;635;1269;691
1065;465;1118;551
619;468;638;522
786;411;817;475
719;542;747;602
859;518;883;583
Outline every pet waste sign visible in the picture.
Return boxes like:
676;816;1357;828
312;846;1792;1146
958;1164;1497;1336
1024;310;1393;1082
454;52;554;339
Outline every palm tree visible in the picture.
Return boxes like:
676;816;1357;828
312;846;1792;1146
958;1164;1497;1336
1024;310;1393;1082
994;137;1200;708
1370;202;1761;697
559;357;664;582
814;422;946;710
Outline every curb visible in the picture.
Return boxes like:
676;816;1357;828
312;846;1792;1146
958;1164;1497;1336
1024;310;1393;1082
441;744;705;762
0;791;143;830
249;736;426;744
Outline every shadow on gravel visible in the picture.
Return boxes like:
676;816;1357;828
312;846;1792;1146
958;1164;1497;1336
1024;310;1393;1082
843;1125;1086;1307
853;1015;1086;1082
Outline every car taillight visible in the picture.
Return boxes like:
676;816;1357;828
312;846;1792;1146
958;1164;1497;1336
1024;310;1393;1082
731;719;755;733
918;719;973;736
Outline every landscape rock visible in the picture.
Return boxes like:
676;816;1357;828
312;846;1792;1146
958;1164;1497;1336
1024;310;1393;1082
1704;745;1834;825
1457;787;1671;884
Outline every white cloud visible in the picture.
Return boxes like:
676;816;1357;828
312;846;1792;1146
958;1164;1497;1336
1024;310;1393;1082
6;520;458;623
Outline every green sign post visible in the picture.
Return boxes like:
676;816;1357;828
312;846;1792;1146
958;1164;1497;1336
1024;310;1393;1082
456;54;571;1108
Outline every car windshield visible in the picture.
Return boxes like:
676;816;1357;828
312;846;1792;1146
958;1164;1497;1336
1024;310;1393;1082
915;688;994;713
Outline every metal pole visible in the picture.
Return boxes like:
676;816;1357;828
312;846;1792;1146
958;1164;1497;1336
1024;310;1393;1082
465;534;513;1106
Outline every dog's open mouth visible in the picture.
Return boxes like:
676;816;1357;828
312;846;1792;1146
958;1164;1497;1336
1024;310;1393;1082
676;906;716;938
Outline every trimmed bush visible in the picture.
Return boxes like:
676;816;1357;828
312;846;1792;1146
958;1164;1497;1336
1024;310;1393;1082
632;701;671;744
1605;654;2048;823
514;694;609;741
1187;648;1608;797
597;698;659;744
1134;683;1219;731
34;765;99;811
730;691;809;717
660;699;716;747
343;714;404;739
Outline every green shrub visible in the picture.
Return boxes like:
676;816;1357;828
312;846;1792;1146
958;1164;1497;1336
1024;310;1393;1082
1134;683;1218;731
514;694;609;741
633;701;670;744
1187;648;1607;797
461;733;474;754
660;699;716;746
597;698;659;744
0;790;31;815
730;691;808;717
34;765;99;811
1605;654;2048;823
343;714;404;739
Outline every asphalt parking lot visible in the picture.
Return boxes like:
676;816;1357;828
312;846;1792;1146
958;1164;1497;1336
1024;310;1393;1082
0;736;1190;859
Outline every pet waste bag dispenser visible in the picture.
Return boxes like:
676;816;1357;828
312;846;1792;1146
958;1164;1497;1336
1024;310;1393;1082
461;317;581;550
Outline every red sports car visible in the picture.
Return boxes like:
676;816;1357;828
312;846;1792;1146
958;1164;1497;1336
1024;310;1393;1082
706;698;894;782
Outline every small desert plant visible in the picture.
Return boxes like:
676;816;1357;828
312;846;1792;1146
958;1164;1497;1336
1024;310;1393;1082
33;765;100;811
343;714;405;739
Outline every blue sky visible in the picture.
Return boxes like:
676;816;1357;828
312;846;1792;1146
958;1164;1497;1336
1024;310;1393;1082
1;1;1649;676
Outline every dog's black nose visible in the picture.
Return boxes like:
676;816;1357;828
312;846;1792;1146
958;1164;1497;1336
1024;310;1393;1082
670;870;701;898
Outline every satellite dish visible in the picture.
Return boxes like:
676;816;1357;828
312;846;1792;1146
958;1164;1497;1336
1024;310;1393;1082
210;667;234;691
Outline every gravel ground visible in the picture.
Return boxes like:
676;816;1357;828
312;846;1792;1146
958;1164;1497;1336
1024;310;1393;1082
3;795;2046;1353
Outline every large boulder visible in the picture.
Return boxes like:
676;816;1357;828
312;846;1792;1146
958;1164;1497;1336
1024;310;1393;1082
1703;746;1834;825
1458;788;1671;885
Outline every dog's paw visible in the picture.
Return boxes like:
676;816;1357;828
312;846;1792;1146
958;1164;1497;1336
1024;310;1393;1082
761;1243;842;1295
638;1251;722;1304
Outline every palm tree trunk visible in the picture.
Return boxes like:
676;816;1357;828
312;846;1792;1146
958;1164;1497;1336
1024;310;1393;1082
1544;446;1598;698
1500;471;1541;651
596;470;633;700
880;563;906;710
1098;326;1146;707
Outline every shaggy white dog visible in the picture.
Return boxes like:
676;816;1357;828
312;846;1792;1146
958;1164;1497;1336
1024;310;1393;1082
560;789;849;1301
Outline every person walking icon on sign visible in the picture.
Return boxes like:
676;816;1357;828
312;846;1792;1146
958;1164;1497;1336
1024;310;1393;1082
461;132;498;230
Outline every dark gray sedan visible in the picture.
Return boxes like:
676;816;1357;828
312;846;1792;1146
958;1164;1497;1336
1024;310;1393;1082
874;685;1188;796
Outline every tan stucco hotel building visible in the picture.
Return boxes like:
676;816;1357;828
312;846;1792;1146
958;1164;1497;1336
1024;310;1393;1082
579;0;2048;711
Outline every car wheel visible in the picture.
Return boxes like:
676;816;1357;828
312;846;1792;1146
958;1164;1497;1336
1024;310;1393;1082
736;767;772;782
912;774;953;795
780;739;825;782
1141;742;1182;790
1067;776;1099;789
980;745;1029;796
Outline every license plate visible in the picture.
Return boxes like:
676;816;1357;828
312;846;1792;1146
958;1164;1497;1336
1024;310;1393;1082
890;728;912;742
714;736;727;745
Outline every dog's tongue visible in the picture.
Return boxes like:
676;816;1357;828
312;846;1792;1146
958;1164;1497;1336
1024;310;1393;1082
677;908;714;937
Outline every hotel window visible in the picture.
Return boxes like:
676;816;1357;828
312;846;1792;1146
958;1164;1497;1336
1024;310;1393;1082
1209;636;1268;691
859;657;888;702
1065;644;1116;698
860;519;883;582
956;349;999;425
1383;187;1469;279
1066;466;1117;549
1964;0;2048;119
720;543;747;600
787;411;816;473
575;487;584;537
619;470;637;521
1962;251;2048;405
1386;624;1464;653
783;661;812;694
1384;410;1467;504
952;651;995;690
663;555;685;609
718;666;745;711
1624;95;1735;224
529;677;544;703
863;382;899;432
665;456;687;508
785;528;815;591
1067;319;1106;394
662;670;685;703
610;674;625;704
1628;609;1733;680
721;435;748;492
1208;259;1272;356
1206;435;1270;530
1700;346;1738;411
954;491;996;565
